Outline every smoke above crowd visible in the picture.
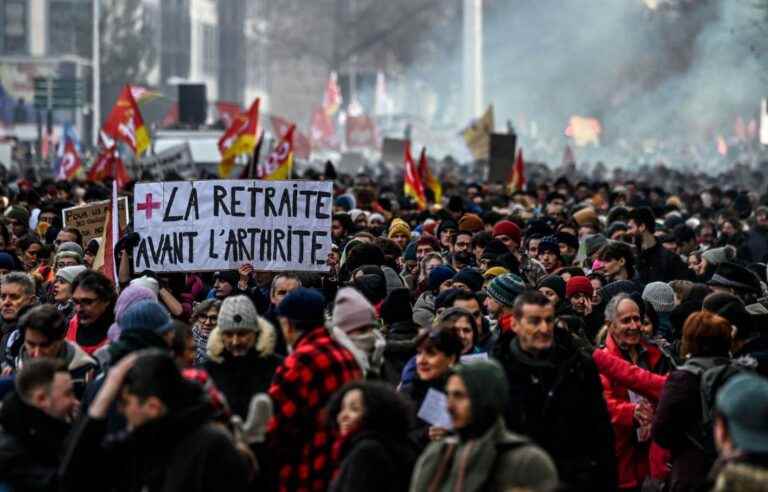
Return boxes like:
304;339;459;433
405;0;766;166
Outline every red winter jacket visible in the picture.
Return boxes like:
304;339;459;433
597;336;670;489
592;349;668;402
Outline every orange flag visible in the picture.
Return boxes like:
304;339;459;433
218;98;260;177
101;85;151;156
404;142;427;210
507;148;526;194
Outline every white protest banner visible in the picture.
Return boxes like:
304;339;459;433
136;143;195;178
132;180;333;272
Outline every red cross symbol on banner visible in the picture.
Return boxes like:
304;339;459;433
137;193;161;220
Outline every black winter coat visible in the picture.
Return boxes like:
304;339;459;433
328;430;418;492
0;391;71;491
59;394;249;492
204;349;281;419
636;241;693;285
493;329;617;491
652;360;729;492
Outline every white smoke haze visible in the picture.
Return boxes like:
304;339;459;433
398;0;767;168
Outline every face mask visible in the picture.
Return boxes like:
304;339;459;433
349;331;377;355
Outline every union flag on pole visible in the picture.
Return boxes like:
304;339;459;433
271;115;311;159
218;98;260;178
216;101;243;127
506;148;526;194
258;125;294;180
88;147;130;190
57;140;81;180
404;142;427;210
346;115;378;150
417;147;442;204
101;85;151;156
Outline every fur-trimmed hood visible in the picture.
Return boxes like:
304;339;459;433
206;316;276;363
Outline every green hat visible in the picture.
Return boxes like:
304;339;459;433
486;273;525;307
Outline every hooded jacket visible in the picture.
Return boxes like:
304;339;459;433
204;323;281;419
409;360;558;492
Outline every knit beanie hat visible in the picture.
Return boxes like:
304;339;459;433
213;270;239;287
537;274;566;300
599;280;639;304
218;295;260;333
118;300;173;335
584;234;608;258
486;273;526;307
458;213;484;233
525;219;554;237
642;282;676;313
276;287;326;323
56;241;84;256
428;265;457;292
573;207;599;228
483;266;509;279
703;292;753;338
566;276;594;299
492;220;521;244
538;236;561;257
481;239;509;261
4;206;29;225
451;268;484;292
56;265;87;285
437;219;458;237
556;231;579;251
0;252;15;271
388;218;411;239
129;276;160;296
702;246;737;267
380;288;413;324
333;287;377;334
403;241;417;261
606;222;628;238
708;262;762;296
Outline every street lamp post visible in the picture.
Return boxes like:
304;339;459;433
92;0;100;146
463;0;483;121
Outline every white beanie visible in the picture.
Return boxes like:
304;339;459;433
332;287;376;334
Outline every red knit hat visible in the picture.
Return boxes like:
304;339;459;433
492;220;521;244
566;276;594;299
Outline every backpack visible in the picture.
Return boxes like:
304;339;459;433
677;357;747;456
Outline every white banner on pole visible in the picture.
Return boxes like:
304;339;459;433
132;180;333;272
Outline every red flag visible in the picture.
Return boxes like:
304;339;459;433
88;147;129;190
403;142;427;210
346;115;378;149
101;85;151;156
216;101;243;127
507;148;526;194
418;147;442;203
161;103;179;128
310;107;339;150
58;141;81;180
271;115;311;159
322;72;342;116
258;125;294;180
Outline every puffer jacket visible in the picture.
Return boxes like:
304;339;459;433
597;335;672;489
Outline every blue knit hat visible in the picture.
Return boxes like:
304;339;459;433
0;252;15;271
276;287;326;322
486;273;526;307
428;265;456;291
452;268;484;292
118;300;173;335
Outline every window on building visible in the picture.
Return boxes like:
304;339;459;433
1;0;27;54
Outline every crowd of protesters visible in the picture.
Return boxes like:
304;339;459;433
0;164;767;492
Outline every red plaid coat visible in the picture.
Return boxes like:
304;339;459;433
268;325;362;492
